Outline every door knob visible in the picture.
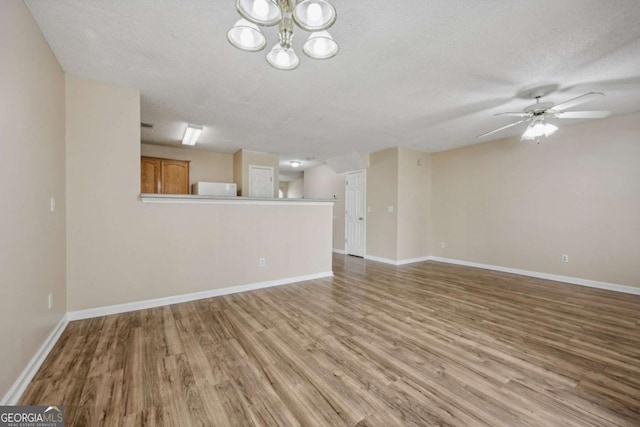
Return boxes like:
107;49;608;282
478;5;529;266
358;217;363;220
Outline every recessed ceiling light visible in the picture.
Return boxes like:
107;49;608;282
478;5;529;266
290;161;302;168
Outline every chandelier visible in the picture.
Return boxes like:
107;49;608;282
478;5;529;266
227;0;339;70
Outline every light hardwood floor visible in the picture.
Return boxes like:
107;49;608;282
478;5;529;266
21;255;640;426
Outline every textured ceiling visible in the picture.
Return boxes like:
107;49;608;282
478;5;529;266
26;0;640;174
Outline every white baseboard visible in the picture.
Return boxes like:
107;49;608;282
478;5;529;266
362;254;638;295
364;254;430;266
1;314;69;405
332;248;345;254
397;256;431;266
4;258;634;406
67;271;334;321
429;257;640;295
3;271;333;404
364;254;397;265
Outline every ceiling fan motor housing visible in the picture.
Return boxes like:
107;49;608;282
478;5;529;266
524;101;554;115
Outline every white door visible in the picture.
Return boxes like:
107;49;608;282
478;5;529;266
345;170;366;257
249;165;274;198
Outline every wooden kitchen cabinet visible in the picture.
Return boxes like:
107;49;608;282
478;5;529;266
141;157;161;193
141;156;190;194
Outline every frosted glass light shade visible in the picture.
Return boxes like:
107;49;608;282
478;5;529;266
303;31;339;59
521;120;558;141
227;19;266;51
266;44;300;70
236;0;282;26
293;0;336;31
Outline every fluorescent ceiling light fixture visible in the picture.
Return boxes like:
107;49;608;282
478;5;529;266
227;19;266;51
182;124;203;146
228;0;337;70
303;31;339;59
521;120;558;141
290;160;302;168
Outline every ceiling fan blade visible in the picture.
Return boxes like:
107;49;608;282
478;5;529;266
494;112;531;117
554;110;611;119
550;92;605;112
477;119;528;138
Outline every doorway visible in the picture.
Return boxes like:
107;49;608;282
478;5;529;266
249;165;274;198
345;170;366;257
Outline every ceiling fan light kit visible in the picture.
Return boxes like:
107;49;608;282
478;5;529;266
228;0;338;70
521;120;558;141
478;91;611;143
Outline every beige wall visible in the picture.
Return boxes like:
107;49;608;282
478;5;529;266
432;112;640;287
304;165;345;250
233;149;280;197
141;143;233;190
287;179;304;198
365;147;431;261
366;148;399;260
279;181;288;198
0;1;66;400
66;75;332;311
397;147;431;260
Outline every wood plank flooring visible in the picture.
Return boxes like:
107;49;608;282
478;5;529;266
21;255;640;426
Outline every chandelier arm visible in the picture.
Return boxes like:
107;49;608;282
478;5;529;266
277;0;294;14
278;14;294;48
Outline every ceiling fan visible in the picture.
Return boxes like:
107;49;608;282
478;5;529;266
478;91;611;141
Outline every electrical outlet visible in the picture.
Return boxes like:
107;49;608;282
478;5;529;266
50;197;56;212
48;293;53;310
387;206;394;213
561;254;569;263
367;207;371;213
259;258;266;267
441;241;445;249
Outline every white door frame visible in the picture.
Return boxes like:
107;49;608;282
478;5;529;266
345;169;366;257
249;165;275;198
